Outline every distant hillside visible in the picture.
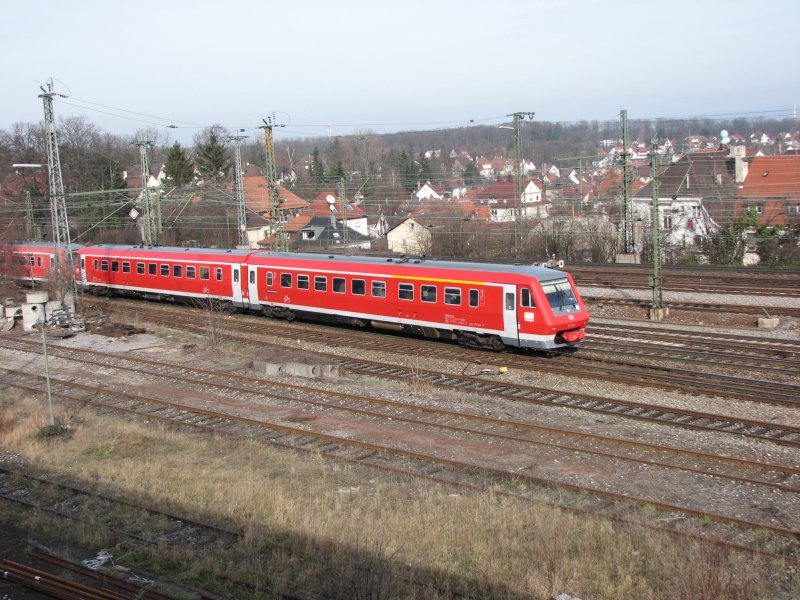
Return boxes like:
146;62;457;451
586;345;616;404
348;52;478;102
272;116;799;176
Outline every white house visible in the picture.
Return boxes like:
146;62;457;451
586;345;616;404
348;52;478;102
415;182;445;201
386;218;432;254
480;179;549;223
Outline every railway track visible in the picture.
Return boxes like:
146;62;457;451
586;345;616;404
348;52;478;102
0;333;798;558
584;295;800;318
2;336;798;490
99;299;800;407
569;264;800;297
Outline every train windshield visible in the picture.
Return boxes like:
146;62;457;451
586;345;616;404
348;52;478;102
540;278;580;315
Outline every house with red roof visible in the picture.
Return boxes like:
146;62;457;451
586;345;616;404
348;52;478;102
281;191;369;250
634;148;746;253
240;164;307;222
733;155;800;228
415;182;446;201
475;156;494;179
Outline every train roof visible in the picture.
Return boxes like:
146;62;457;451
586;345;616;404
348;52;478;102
74;245;569;281
79;244;253;256
251;251;567;281
3;242;84;250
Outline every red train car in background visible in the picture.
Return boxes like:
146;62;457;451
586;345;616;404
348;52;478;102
1;242;82;284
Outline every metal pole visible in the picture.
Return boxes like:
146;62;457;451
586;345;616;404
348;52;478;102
229;134;248;247
39;80;76;302
134;140;155;245
339;178;348;248
621;109;634;253
39;80;70;253
261;115;286;252
40;322;55;426
506;111;535;258
649;146;665;317
24;190;34;239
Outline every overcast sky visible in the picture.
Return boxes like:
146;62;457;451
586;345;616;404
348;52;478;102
2;0;799;145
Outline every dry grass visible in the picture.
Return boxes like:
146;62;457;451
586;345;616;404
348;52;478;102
0;389;793;599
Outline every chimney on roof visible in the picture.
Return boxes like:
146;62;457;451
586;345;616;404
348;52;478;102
730;145;748;183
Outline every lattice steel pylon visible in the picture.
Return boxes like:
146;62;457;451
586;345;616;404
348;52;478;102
39;80;71;256
261;115;286;252
506;111;535;258
649;145;664;313
134;140;156;245
620;109;635;253
229;134;249;247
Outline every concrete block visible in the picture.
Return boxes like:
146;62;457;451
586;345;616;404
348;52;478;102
649;307;669;321
757;317;779;329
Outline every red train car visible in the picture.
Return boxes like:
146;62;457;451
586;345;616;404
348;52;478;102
78;245;252;303
76;245;589;351
245;252;588;351
1;242;82;284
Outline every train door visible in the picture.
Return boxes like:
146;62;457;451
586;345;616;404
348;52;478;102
232;265;244;307
502;284;521;346
247;266;259;310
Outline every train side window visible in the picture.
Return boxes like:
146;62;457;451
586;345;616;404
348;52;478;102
149;263;157;275
93;259;99;270
333;277;346;293
444;287;461;305
505;293;515;310
421;285;437;303
233;269;239;283
267;272;274;286
200;266;210;280
28;256;34;266
122;262;131;273
137;262;145;275
37;257;43;267
520;288;535;308
371;281;386;298
297;274;309;290
161;264;169;276
215;267;222;281
101;260;109;272
351;279;365;295
469;289;479;307
249;270;255;284
186;266;196;279
314;276;327;292
398;283;414;301
173;265;182;278
280;273;292;288
112;261;119;272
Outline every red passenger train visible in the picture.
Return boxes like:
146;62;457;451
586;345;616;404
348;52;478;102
77;244;588;351
5;243;590;351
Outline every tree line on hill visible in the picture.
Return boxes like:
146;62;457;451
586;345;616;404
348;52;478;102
3;115;796;197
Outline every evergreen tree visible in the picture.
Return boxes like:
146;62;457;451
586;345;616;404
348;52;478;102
462;161;480;187
163;142;195;187
195;132;230;184
310;147;326;188
398;150;416;193
418;151;433;184
328;160;346;182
